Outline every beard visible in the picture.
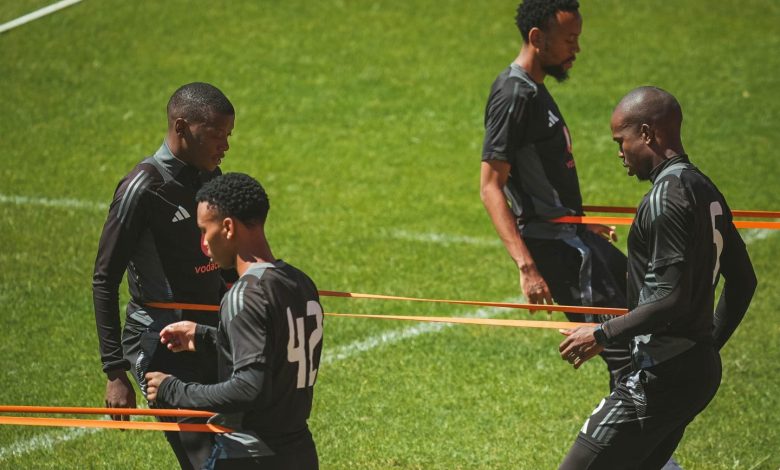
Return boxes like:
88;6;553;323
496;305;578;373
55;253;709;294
542;64;570;83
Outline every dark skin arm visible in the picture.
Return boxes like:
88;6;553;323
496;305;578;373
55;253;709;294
480;160;554;312
105;370;136;421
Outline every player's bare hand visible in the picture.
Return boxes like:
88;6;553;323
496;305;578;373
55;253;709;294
160;321;197;352
144;371;171;404
586;224;618;242
105;370;136;421
558;327;604;369
519;264;554;315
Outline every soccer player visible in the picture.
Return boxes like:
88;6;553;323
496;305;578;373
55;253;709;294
145;173;323;470
92;82;235;469
480;0;631;388
558;87;757;468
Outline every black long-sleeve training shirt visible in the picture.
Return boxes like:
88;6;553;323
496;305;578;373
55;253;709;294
156;260;324;458
602;156;756;367
92;142;225;372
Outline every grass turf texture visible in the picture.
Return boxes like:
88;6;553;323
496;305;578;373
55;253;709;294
1;0;778;468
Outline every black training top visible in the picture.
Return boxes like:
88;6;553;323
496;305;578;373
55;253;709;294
217;261;322;441
606;155;751;367
482;63;582;239
92;142;225;373
158;260;323;457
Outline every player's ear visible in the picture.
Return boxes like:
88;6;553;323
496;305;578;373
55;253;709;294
528;27;543;50
640;124;654;144
174;118;188;137
223;217;234;240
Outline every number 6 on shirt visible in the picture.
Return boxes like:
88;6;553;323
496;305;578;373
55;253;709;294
287;301;324;389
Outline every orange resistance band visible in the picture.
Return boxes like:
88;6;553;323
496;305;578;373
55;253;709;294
0;416;231;433
583;205;780;219
325;313;595;330
553;215;780;230
146;301;219;312
0;405;214;418
148;294;627;317
317;291;627;316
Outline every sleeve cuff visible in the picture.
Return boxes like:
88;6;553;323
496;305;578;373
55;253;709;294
481;152;509;162
600;321;616;344
156;375;178;405
102;360;131;374
195;324;217;348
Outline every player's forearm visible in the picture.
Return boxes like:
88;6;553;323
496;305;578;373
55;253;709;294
480;185;535;269
602;264;685;344
93;278;128;372
156;364;264;413
713;256;757;350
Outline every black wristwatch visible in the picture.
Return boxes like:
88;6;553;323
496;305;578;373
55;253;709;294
593;325;609;345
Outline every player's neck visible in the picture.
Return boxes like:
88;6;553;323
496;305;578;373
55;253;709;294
514;48;545;83
165;132;194;166
235;235;276;277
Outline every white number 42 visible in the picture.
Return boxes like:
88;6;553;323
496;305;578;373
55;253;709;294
286;300;324;389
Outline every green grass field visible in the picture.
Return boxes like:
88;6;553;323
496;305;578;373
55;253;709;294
1;1;779;468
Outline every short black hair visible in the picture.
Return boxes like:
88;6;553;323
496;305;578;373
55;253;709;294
515;0;580;42
196;173;269;226
167;82;234;124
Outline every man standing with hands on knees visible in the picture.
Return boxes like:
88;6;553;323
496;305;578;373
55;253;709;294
93;82;235;469
558;87;756;469
481;0;631;390
146;173;323;470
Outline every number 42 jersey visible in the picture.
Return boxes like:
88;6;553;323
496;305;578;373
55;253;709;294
216;260;323;453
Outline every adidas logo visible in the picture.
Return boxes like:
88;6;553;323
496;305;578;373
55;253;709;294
171;205;191;223
548;110;560;128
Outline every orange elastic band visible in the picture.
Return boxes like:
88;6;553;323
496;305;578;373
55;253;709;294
147;299;625;317
553;215;634;226
326;313;595;330
552;215;780;230
317;291;626;315
581;205;638;214
0;405;214;418
583;205;780;219
0;416;231;433
146;301;218;312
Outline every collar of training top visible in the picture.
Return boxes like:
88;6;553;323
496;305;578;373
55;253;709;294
152;141;204;185
649;154;690;183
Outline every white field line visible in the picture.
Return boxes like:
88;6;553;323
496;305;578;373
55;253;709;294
0;194;104;212
388;229;501;247
0;427;100;461
0;0;83;34
0;302;515;461
741;228;773;244
321;303;509;365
